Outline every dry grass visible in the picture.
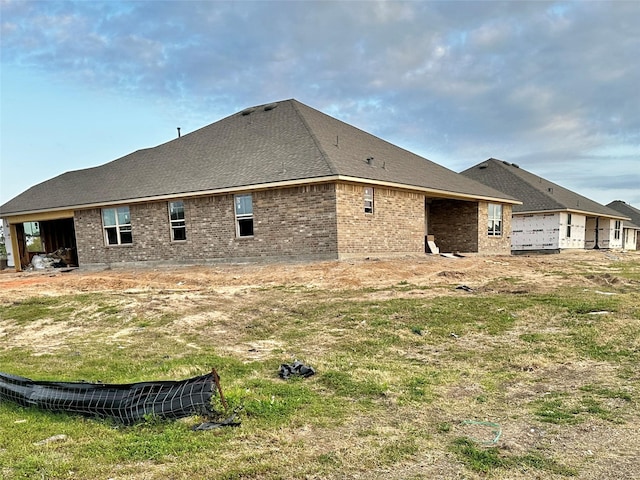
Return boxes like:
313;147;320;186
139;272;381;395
0;250;639;479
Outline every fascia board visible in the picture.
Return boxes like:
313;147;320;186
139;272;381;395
4;210;76;224
514;208;630;221
335;176;522;204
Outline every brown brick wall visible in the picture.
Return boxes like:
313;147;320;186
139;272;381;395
428;199;511;254
73;182;510;267
75;184;339;266
335;183;424;257
429;199;479;253
477;202;512;254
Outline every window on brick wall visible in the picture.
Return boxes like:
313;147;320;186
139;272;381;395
364;187;374;214
169;201;186;241
102;207;132;245
614;220;621;240
235;194;254;237
567;213;572;238
487;203;502;237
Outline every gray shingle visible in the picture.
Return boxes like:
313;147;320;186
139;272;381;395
607;201;640;229
461;158;628;219
1;100;517;216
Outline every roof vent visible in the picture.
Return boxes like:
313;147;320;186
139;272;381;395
478;163;488;169
366;157;375;166
502;160;510;165
511;163;520;168
263;103;278;111
241;107;257;116
548;187;554;194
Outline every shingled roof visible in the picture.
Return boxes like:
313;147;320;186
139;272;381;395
461;158;628;219
0;99;517;216
607;201;640;229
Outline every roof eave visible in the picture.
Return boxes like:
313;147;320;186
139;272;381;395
335;176;521;204
1;175;522;220
514;208;630;220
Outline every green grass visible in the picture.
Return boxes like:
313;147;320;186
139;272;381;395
450;438;577;476
609;261;640;281
3;296;76;323
531;388;634;425
1;257;639;479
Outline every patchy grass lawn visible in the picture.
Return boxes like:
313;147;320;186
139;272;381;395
0;253;639;479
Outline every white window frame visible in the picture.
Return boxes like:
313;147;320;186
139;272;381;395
234;194;254;238
487;203;503;237
102;207;132;245
566;213;572;238
364;187;374;214
614;220;621;240
169;201;186;242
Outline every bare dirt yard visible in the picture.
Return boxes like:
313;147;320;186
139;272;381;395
1;250;639;480
0;249;631;299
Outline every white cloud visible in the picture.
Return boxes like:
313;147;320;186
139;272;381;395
1;0;639;206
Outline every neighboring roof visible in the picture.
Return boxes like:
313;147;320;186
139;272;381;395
461;158;629;219
0;99;517;217
607;201;640;229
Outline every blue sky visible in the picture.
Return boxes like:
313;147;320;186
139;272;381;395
1;0;639;208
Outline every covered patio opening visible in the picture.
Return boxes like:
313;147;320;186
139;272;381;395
10;216;78;271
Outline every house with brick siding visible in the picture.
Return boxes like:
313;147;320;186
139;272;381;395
0;100;519;271
461;159;630;253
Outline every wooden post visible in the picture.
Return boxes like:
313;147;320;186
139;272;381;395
211;368;228;412
9;223;22;272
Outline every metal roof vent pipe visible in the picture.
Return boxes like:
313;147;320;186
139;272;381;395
366;157;375;166
177;127;181;138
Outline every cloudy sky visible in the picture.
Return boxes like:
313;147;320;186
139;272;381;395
1;0;639;208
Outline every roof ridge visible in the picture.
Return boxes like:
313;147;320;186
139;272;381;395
484;159;628;217
609;200;640;213
289;100;339;175
607;200;640;226
487;158;565;209
493;158;563;201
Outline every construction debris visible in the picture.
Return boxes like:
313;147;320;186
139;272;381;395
30;248;76;270
278;361;315;379
0;370;230;428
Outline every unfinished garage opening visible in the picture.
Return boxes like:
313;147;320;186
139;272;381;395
428;199;479;253
13;217;78;270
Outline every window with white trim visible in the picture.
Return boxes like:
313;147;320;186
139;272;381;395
102;207;132;245
487;203;502;237
566;213;572;238
235;194;254;237
614;220;621;240
364;187;374;214
169;201;186;241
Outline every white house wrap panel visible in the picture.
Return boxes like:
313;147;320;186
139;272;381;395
512;213;562;250
558;212;586;249
461;159;630;253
